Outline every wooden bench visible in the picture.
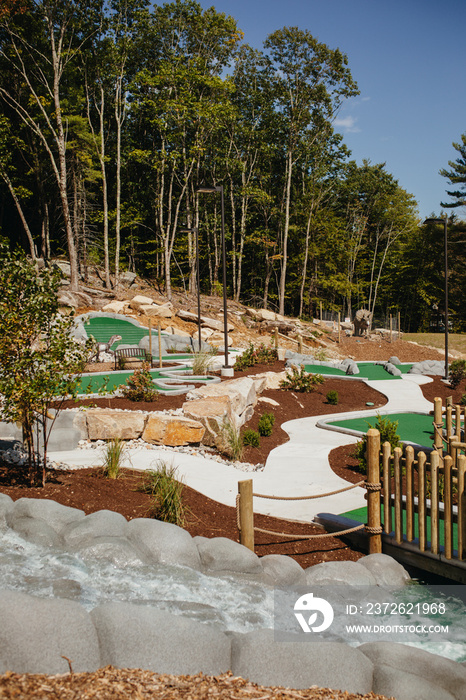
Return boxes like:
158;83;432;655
114;346;152;370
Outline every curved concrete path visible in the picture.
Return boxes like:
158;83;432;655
49;374;435;524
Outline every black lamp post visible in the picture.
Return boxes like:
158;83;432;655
424;217;449;380
179;226;202;350
196;184;232;374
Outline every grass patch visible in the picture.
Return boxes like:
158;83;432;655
139;460;186;526
102;438;126;479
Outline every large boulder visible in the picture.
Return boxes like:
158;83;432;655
141;413;205;446
358;553;411;589
0;590;100;674
86;409;147;440
6;498;84;534
231;629;373;693
127;518;202;569
304;560;377;586
359;642;466;700
196;536;262;576
182;395;237;449
91;603;231;675
186;377;257;417
62;509;128;548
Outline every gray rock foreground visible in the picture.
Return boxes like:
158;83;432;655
0;494;464;699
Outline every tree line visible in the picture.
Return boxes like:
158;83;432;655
0;0;464;330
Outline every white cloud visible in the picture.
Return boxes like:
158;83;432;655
334;115;361;133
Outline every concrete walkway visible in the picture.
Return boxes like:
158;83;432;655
49;374;435;524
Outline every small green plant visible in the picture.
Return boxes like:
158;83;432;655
460;393;466;406
139;460;186;526
191;348;217;375
353;414;401;474
280;366;324;393
234;342;278;371
221;417;243;461
449;359;466;389
121;364;159;402
257;412;275;437
102;437;126;479
326;390;339;405
242;428;260;448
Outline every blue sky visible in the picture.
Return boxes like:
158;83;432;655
196;0;466;219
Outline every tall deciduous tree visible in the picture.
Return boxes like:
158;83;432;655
0;0;101;290
263;26;358;315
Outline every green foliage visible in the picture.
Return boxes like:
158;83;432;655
221;417;243;461
102;438;126;479
0;248;92;485
257;412;275;437
234;342;278;371
449;359;466;389
280;366;324;393
314;348;328;361
326;390;339;405
121;364;159;402
460;393;466;406
139;460;186;526
353;414;401;474
242;428;260;448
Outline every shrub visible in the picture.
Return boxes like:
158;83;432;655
139;460;186;526
449;359;466;389
460;393;466;406
102;437;125;479
242;428;260;448
353;414;401;474
234;342;277;371
121;364;159;402
326;390;339;405
280;366;324;393
257;412;275;437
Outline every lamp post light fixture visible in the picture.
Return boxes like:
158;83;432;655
196;184;233;376
424;217;449;380
178;226;202;350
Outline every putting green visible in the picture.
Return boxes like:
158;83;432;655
340;505;458;551
329;412;440;448
304;362;413;381
76;364;212;395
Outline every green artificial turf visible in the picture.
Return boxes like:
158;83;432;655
304;362;413;381
329;412;440;448
340;504;458;552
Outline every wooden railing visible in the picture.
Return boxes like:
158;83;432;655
368;419;466;562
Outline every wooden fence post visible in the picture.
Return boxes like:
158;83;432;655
433;397;443;453
298;335;303;353
458;455;466;561
366;428;382;553
338;312;341;343
148;318;152;361
274;327;278;349
238;479;254;551
158;322;162;368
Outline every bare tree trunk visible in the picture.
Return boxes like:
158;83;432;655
278;150;293;315
0;164;36;258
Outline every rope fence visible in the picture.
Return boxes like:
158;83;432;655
236;432;383;553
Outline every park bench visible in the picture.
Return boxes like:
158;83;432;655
114;346;152;370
